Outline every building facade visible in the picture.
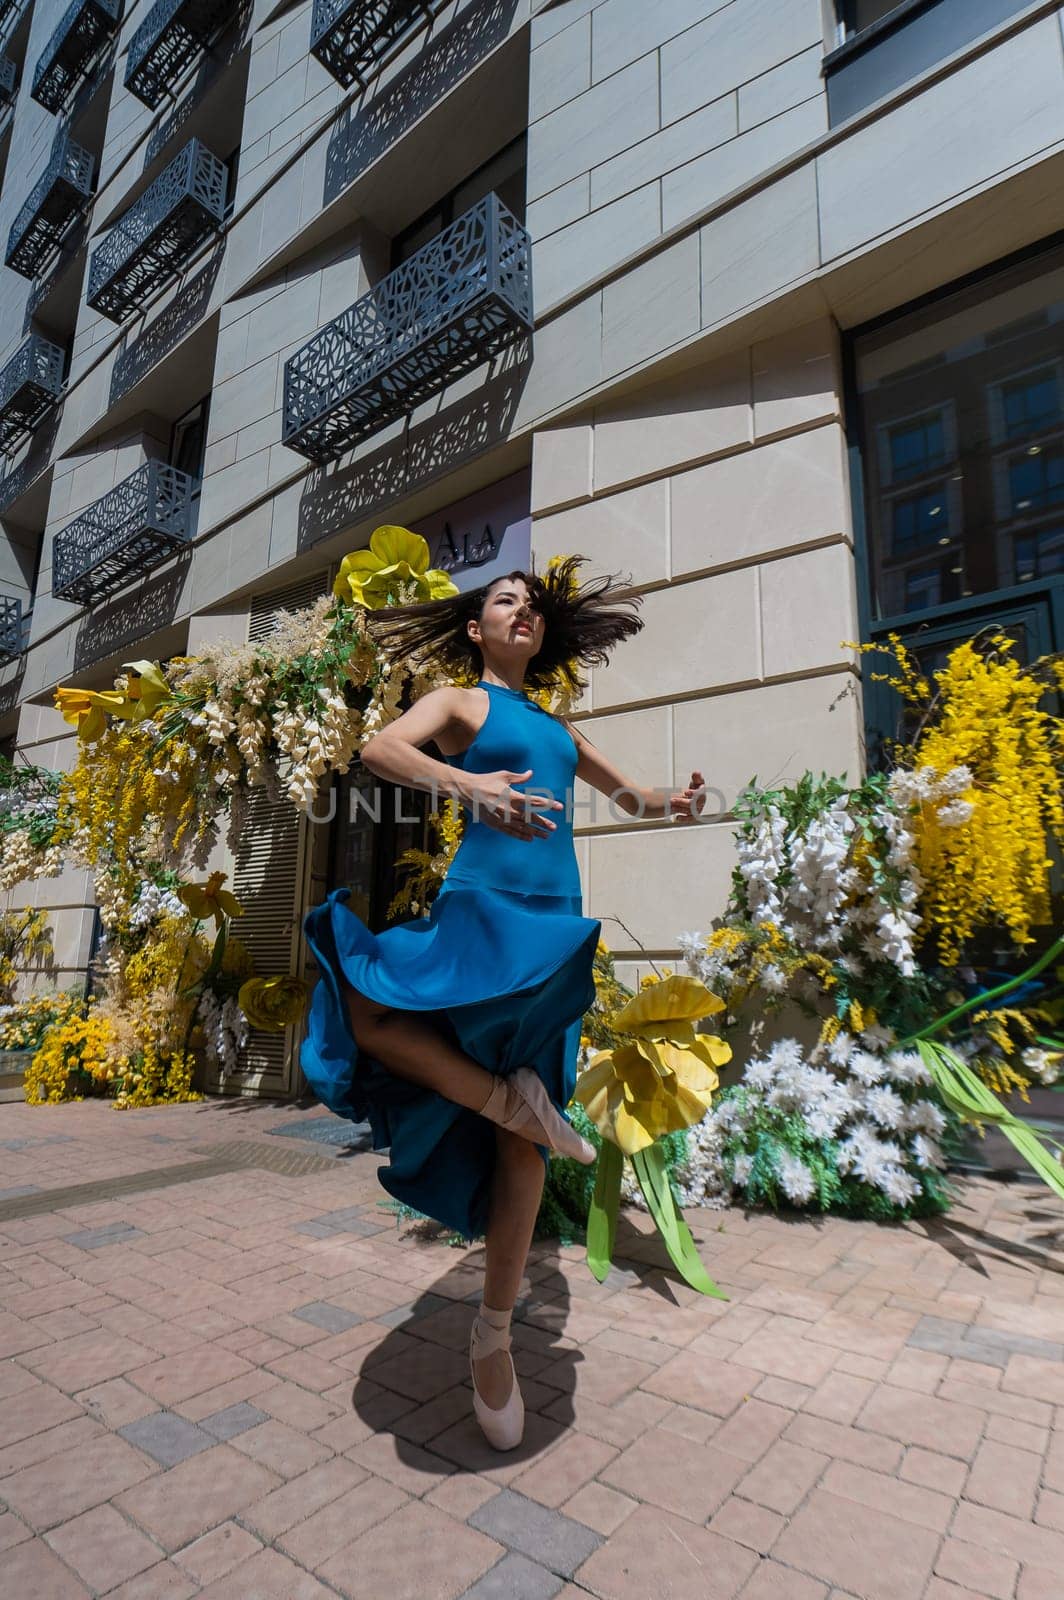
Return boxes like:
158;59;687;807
1;0;1062;1095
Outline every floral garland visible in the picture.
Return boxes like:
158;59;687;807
668;631;1064;1219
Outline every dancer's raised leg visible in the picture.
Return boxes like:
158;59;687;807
345;987;595;1163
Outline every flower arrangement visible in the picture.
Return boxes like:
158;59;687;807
672;631;1064;1218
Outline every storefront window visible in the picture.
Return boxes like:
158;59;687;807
328;760;433;933
853;243;1064;626
850;240;1064;779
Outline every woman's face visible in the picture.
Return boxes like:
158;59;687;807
471;577;544;661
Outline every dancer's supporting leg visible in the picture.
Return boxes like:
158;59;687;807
474;1127;546;1410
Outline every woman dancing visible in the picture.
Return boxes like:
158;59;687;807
301;555;707;1451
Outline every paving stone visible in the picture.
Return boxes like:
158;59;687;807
199;1403;271;1440
600;1425;747;1522
318;1498;502;1599
377;1292;456;1328
293;1301;365;1333
934;1536;1019;1600
773;1486;940;1599
46;1503;161;1592
1;1430;157;1530
965;1437;1044;1518
574;1503;757;1599
173;1520;264;1585
64;1223;146;1250
2;1535;94;1597
459;1553;564;1600
114;1443;281;1551
469;1489;602;1577
119;1411;216;1467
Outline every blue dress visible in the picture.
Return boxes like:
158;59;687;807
300;678;602;1241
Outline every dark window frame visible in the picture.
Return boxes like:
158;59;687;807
389;131;527;272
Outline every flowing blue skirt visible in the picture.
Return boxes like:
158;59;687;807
300;877;601;1241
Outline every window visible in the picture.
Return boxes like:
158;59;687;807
826;0;1036;126
390;134;527;272
169;395;208;483
852;243;1064;624
839;0;908;36
328;760;433;932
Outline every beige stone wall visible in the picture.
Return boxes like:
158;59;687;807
531;314;864;992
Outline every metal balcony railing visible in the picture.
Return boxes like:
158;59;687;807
52;459;194;604
0;55;17;104
311;0;429;90
31;0;121;114
86;138;226;322
5;137;94;279
124;0;237;108
283;193;532;465
0;0;25;32
0;595;24;661
0;335;64;455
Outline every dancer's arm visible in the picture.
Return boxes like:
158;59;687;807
361;688;563;837
560;718;707;823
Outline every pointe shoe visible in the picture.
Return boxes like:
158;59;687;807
470;1309;524;1451
479;1066;596;1165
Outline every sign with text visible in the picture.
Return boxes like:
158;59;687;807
416;469;531;593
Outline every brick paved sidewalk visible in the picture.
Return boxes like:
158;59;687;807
0;1097;1061;1600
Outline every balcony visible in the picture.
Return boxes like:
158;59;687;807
5;137;94;279
0;55;17;105
283;193;532;465
0;596;23;661
0;335;64;455
125;0;238;109
52;460;195;604
86;139;227;322
311;0;429;90
31;0;121;115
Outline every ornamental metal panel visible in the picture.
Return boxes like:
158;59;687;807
0;0;25;33
124;0;237;109
31;0;121;114
86;138;226;322
52;459;194;604
311;0;429;90
0;595;23;661
0;56;17;104
0;335;64;455
283;192;532;465
5;137;94;279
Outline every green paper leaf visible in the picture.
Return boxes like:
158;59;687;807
917;1039;1064;1200
630;1143;729;1300
586;1138;623;1282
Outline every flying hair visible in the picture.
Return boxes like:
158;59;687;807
363;554;645;696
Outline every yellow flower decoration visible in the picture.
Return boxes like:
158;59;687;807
121;660;172;721
574;974;730;1154
54;686;133;742
177;872;243;928
333;526;459;610
238;975;309;1031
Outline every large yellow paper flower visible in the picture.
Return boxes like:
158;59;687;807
574;974;731;1154
333;526;459;610
238;975;309;1031
177;872;243;928
54;686;134;741
122;660;172;721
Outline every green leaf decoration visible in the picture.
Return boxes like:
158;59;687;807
630;1142;729;1300
586;1137;623;1282
917;1039;1064;1200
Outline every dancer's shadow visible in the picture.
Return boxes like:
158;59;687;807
348;1237;579;1470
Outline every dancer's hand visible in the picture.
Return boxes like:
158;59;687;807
459;769;563;839
670;770;707;823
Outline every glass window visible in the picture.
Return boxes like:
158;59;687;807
391;134;527;271
886;410;948;481
841;0;908;34
852;244;1064;622
328;758;433;932
169;396;209;483
999;366;1060;440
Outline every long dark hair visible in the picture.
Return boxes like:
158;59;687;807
364;554;644;695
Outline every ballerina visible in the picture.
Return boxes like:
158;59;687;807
300;555;707;1451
